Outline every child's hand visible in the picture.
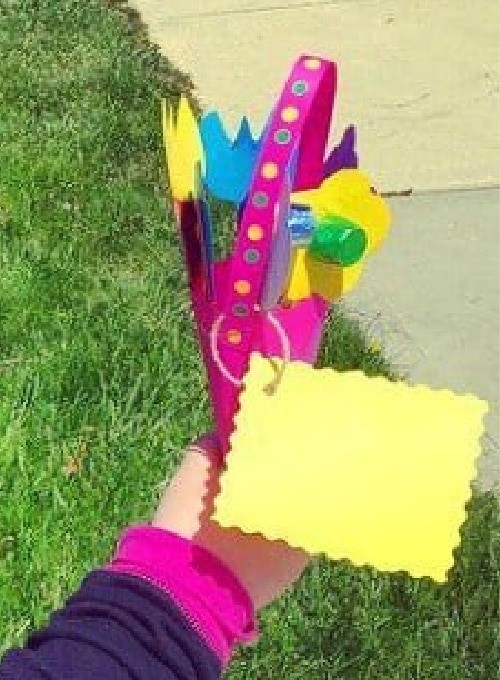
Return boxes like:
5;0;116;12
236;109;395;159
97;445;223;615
152;434;310;610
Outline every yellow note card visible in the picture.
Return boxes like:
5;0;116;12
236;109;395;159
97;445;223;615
214;354;488;583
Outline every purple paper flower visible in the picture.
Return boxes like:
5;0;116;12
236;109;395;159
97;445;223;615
323;125;358;179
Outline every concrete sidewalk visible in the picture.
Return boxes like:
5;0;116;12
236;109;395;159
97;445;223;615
123;0;500;495
345;188;499;497
128;0;500;193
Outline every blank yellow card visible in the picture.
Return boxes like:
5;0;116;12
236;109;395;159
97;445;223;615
214;354;488;582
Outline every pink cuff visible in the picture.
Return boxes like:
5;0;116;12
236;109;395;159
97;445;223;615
103;525;259;667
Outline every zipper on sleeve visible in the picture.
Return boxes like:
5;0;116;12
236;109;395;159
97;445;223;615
103;562;221;660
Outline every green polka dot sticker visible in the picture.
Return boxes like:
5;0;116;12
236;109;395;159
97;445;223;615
274;129;291;145
244;248;260;264
252;191;269;208
291;80;308;96
232;302;249;317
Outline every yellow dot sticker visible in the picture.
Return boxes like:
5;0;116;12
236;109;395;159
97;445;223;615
227;329;242;345
234;280;251;295
281;106;299;123
247;225;263;241
304;58;321;70
261;162;279;179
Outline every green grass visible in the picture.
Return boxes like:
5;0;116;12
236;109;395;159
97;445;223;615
0;1;498;678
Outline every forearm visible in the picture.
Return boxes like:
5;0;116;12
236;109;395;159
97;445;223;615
0;526;258;679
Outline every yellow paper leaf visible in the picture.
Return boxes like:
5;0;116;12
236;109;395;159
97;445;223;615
161;96;203;201
214;354;488;583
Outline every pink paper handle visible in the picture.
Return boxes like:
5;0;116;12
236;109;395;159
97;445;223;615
193;56;337;448
218;56;337;379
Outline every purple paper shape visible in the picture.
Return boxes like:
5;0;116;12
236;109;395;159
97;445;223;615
323;125;358;179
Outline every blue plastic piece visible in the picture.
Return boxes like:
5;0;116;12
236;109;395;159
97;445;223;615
287;204;316;246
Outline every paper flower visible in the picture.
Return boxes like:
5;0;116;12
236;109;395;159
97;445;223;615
285;170;391;301
199;112;262;203
323;124;358;178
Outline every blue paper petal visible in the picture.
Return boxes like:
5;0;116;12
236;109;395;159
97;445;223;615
233;116;258;151
200;112;261;204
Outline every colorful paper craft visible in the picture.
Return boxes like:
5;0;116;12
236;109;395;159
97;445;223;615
163;56;357;445
162;55;490;584
285;249;363;302
214;354;488;583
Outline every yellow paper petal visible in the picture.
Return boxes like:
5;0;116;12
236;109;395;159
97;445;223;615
161;95;203;201
214;354;488;583
285;248;364;302
292;169;391;252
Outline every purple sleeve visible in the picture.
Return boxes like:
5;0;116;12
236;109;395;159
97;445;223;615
0;526;259;679
0;570;222;679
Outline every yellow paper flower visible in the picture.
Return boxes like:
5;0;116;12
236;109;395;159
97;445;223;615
285;170;392;302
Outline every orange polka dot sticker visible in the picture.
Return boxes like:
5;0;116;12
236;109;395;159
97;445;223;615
247;225;263;241
261;162;279;179
281;106;300;123
304;57;322;70
227;329;242;345
234;280;251;295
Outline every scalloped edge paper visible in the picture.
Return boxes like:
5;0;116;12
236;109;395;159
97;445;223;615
213;353;489;583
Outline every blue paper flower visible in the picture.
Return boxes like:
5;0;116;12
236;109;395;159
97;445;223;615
200;112;262;204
